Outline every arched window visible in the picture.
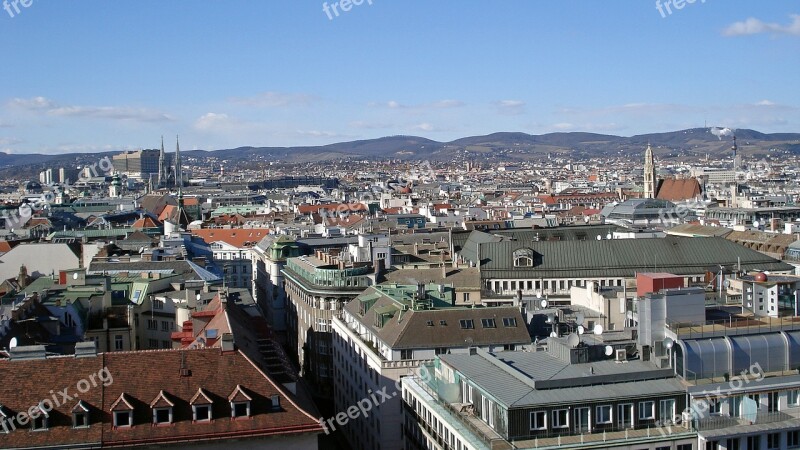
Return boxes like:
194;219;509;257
513;248;534;267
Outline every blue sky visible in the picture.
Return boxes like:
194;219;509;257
0;1;798;154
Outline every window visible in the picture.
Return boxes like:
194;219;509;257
153;407;172;425
767;433;780;450
459;319;474;329
503;317;517;327
270;395;281;410
231;401;250;418
114;335;124;351
439;320;447;326
73;411;88;428
147;319;157;330
161;321;170;332
596;405;612;424
677;445;693;450
530;411;547;430
552;409;569;428
401;349;413;359
705;440;719;450
659;399;675;423
426;320;434;327
113;411;132;428
789;430;800;447
747;436;761;450
726;438;740;450
513;248;534;267
152;299;164;310
789;390;800;407
31;415;48;431
768;392;779;412
481;318;496;328
638;401;655;420
193;405;211;422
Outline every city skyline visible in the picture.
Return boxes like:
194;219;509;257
0;1;798;154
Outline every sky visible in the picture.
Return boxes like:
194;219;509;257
0;1;798;154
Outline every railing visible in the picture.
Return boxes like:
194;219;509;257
669;315;800;339
692;410;799;432
411;375;513;449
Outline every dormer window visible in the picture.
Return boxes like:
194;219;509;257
513;248;534;267
150;391;175;425
228;385;252;419
111;393;134;428
72;401;90;429
190;388;214;422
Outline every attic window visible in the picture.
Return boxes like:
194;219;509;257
513;248;534;267
439;320;447;326
459;319;474;329
503;317;518;327
426;320;434;327
481;318;497;328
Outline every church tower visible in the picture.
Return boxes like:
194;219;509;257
643;143;657;199
158;136;166;187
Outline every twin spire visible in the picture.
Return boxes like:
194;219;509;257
156;135;183;189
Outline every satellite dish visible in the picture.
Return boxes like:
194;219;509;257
753;220;760;228
540;299;548;309
549;331;558;338
9;337;17;349
604;345;614;356
747;302;753;308
577;325;585;335
596;235;602;241
546;314;555;324
664;337;674;349
593;324;604;335
724;280;730;288
567;333;580;348
73;273;79;280
196;294;202;301
536;292;542;299
576;313;585;325
606;233;612;240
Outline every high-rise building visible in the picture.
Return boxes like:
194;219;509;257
112;149;160;179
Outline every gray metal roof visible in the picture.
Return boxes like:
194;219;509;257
441;351;685;408
464;236;793;279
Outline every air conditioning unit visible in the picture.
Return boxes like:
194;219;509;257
615;349;627;362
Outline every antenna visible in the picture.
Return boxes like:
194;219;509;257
567;333;580;348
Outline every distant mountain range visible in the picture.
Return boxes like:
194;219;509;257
2;128;799;179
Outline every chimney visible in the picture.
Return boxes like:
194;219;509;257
220;333;235;353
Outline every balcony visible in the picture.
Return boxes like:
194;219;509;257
692;410;800;435
669;315;800;339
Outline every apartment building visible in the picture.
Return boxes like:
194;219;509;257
332;283;530;450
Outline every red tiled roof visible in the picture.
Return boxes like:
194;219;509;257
191;229;270;248
132;216;161;229
656;178;702;202
0;348;322;448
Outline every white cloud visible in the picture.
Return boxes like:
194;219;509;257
412;123;436;132
194;112;234;131
0;137;22;146
349;121;391;130
370;99;465;110
723;14;800;37
229;91;317;108
546;122;625;133
8;96;174;123
494;99;526;115
8;96;56;110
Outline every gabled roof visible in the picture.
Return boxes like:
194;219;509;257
189;388;213;405
191;229;270;249
150;390;175;408
228;385;253;403
656;177;702;202
110;393;134;411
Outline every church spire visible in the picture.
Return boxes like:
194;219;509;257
643;143;657;199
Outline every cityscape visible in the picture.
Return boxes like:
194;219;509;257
1;2;799;450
